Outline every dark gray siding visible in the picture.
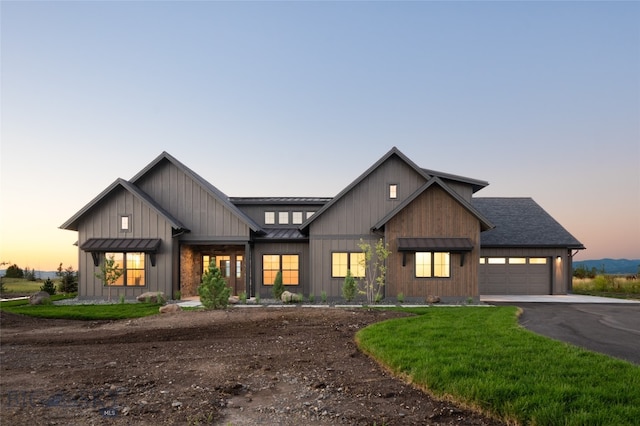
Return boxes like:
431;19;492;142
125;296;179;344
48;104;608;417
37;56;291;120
135;159;250;241
77;186;174;299
252;242;310;298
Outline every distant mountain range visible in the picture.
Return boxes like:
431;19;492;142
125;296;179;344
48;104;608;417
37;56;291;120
573;259;640;275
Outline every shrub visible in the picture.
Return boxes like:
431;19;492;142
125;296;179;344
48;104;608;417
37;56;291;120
198;264;230;309
321;290;327;303
174;290;182;301
239;291;247;304
272;271;284;300
57;264;78;293
308;293;315;303
119;294;126;304
342;269;357;302
40;278;56;295
397;292;404;304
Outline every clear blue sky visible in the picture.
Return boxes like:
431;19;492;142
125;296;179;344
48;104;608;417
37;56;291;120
1;1;639;270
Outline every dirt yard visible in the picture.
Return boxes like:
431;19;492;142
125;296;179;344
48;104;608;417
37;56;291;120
1;307;504;425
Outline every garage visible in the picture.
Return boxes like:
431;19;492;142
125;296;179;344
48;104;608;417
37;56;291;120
479;257;551;295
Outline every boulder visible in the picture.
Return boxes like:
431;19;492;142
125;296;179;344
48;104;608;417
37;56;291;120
29;291;51;305
159;304;182;314
137;292;166;303
426;295;441;304
281;291;300;303
228;295;240;305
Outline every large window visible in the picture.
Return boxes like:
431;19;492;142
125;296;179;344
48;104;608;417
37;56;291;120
332;252;365;278
415;252;450;278
105;252;145;286
263;254;299;285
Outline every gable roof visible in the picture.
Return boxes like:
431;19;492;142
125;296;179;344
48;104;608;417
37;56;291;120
372;176;494;231
472;198;585;249
60;178;188;233
421;168;488;193
130;151;263;233
300;146;431;232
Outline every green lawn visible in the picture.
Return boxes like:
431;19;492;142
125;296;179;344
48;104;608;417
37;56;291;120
0;297;162;320
357;307;640;426
1;277;50;294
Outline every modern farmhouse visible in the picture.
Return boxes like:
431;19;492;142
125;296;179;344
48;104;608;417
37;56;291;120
61;147;584;301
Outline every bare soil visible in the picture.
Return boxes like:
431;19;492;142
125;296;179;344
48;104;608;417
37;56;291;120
1;307;504;425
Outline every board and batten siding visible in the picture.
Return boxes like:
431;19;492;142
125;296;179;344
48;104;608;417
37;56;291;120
385;186;482;299
76;186;175;299
252;242;309;298
135;159;250;240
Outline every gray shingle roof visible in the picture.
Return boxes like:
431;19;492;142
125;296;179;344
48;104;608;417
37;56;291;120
472;198;585;249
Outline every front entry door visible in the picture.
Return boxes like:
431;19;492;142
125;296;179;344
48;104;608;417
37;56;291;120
203;254;244;296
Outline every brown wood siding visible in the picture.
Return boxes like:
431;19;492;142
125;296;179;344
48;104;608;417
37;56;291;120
385;186;481;298
76;187;175;299
135;159;250;240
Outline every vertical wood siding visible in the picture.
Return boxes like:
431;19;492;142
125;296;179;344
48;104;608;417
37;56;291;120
252;242;309;298
135;159;250;240
77;186;174;299
385;186;481;298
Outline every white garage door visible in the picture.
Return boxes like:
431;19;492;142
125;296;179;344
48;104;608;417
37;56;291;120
479;257;551;295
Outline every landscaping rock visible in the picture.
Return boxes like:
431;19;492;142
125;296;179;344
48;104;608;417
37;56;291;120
426;295;441;304
228;295;240;305
159;304;182;314
137;292;166;303
29;291;51;305
281;291;294;303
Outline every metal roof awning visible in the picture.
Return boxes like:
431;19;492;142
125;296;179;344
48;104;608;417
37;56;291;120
397;237;474;252
397;237;475;268
80;238;162;266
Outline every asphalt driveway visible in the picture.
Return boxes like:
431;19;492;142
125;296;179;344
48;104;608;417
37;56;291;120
499;303;640;365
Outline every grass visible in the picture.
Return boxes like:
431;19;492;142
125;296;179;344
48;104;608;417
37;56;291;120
357;307;640;425
1;277;52;294
0;297;162;320
573;276;640;300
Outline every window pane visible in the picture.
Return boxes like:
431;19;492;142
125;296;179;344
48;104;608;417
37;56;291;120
292;211;303;224
332;252;348;277
434;252;450;277
479;258;486;264
389;184;397;199
263;255;280;285
265;212;275;225
121;216;129;230
416;252;431;277
263;270;277;286
351;252;366;278
488;258;506;264
509;258;526;264
278;211;289;224
306;211;315;219
529;258;547;264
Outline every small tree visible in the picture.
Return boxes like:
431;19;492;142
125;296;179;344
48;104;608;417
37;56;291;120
40;278;56;295
342;269;357;302
198;263;230;309
5;264;24;279
56;263;78;293
272;271;284;300
358;238;390;304
95;255;123;301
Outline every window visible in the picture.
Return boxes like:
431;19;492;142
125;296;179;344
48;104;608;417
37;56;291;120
120;215;130;232
389;184;398;199
332;252;365;278
263;254;299;285
415;252;450;278
292;211;303;225
278;211;289;224
509;258;527;264
105;252;145;286
529;258;547;264
265;212;275;225
488;258;506;264
306;211;315;219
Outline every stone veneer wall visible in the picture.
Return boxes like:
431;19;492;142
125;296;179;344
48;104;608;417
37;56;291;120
179;246;199;298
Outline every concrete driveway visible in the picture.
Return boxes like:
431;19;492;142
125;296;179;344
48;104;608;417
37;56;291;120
483;296;640;365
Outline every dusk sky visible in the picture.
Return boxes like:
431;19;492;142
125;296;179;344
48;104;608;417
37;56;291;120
1;1;639;271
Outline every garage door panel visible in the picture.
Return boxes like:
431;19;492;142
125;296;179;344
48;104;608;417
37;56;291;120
480;258;550;295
